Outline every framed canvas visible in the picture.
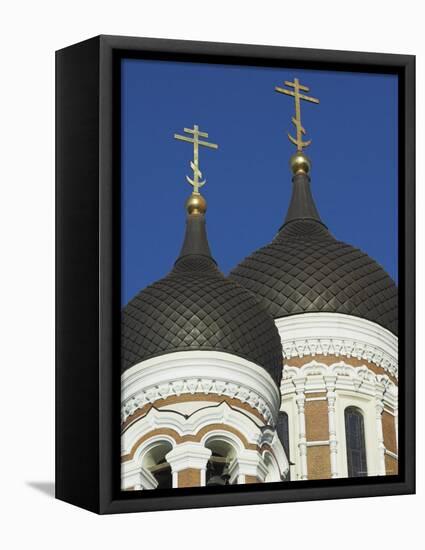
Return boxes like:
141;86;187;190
56;35;415;514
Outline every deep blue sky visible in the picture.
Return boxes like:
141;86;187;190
121;59;398;306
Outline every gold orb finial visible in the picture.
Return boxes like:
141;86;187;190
186;192;207;215
290;151;311;176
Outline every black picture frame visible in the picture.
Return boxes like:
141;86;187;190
56;35;415;514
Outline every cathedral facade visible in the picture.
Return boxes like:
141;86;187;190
229;149;398;481
120;80;398;490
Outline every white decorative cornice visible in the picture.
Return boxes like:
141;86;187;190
165;443;212;473
228;449;269;483
121;401;289;486
121;351;281;426
275;313;398;379
123;401;265;458
281;360;398;410
306;440;329;447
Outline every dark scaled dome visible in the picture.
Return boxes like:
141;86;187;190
229;169;398;335
122;208;283;385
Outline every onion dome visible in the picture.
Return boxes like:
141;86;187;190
229;151;398;335
121;189;283;385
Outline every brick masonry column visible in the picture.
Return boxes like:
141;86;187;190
305;392;331;480
165;442;212;488
177;468;202;488
244;476;260;484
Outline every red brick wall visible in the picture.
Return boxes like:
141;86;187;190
178;468;201;487
307;446;331;480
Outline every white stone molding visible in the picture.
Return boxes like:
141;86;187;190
259;430;289;481
200;425;246;455
228;449;268;484
394;406;399;452
334;393;373;476
121;400;289;489
282;361;398;410
275;313;398;379
139;468;158;490
122;401;260;457
121;350;281;426
375;389;387;475
165;443;212;487
294;377;308;480
385;449;398;460
281;360;398;479
263;449;284;482
305;396;327;401
324;374;338;478
121;433;175;490
121;461;158;491
259;426;275;447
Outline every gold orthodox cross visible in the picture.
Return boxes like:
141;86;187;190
174;125;218;194
275;78;319;152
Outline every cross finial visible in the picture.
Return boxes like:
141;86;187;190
275;78;319;152
174;124;218;195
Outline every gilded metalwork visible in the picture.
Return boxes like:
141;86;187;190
174;125;218;194
185;193;207;215
275;78;319;152
290;151;311;176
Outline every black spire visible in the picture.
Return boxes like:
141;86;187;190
175;211;216;266
282;171;325;227
277;151;326;230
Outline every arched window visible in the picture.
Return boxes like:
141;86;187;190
264;452;281;483
142;441;173;489
276;411;291;480
345;407;368;477
205;439;236;486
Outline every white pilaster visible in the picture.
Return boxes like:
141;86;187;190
228;449;268;484
375;391;386;475
165;442;212;487
394;405;398;453
121;463;158;491
324;374;338;478
294;378;308;480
